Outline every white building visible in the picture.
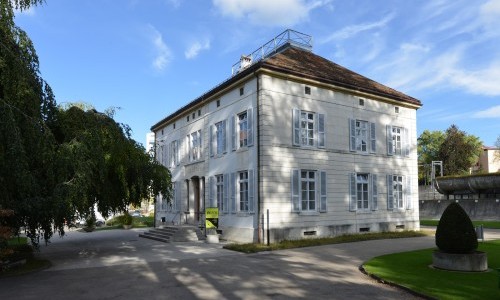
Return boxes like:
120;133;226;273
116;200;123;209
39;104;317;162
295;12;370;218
151;30;422;243
146;132;155;154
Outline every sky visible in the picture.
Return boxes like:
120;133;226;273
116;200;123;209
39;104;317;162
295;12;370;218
14;0;500;147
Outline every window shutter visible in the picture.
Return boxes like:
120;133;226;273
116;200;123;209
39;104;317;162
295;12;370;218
371;174;378;211
320;171;327;212
223;174;228;213
230;115;236;151
222;120;227;154
349;119;356;152
198;130;203;158
175;181;181;212
247;107;254;147
404;127;410;157
248;169;254;213
291;169;300;212
230;173;236;213
349;173;357;211
176;140;180;166
386;125;394;155
209;125;214;157
292;108;300;146
406;176;412;210
208;176;214;208
318;113;325;148
387;174;394;210
370;122;376;153
186;135;191;161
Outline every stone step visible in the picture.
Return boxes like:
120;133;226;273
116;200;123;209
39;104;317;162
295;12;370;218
140;231;172;240
138;233;170;243
139;225;203;243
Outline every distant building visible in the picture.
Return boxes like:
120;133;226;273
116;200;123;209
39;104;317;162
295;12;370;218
146;132;155;154
150;30;422;243
473;146;500;173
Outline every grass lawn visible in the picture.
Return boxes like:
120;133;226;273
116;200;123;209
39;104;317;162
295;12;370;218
224;231;428;253
363;240;500;300
421;219;500;229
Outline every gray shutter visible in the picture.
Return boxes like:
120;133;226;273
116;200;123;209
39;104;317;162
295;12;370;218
292;108;300;146
208;176;214;208
176;140;180;166
186;135;191;161
175;181;181;212
406;176;412;210
349;119;356;152
387;125;394;155
223;120;227;154
223;174;228;212
320;171;327;212
318;113;325;148
247;107;254;147
291;169;300;211
231;115;236;151
230;173;236;213
198;130;203;158
248;169;254;213
371;174;378;211
370;122;376;153
404;127;410;157
349;173;357;211
387;174;394;210
209;125;214;157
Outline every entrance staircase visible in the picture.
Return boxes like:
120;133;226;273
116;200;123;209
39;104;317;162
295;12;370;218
139;225;205;243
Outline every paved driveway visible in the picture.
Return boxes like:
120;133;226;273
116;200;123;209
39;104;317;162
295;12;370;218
0;228;450;299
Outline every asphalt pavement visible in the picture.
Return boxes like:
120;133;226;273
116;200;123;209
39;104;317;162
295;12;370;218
1;227;499;299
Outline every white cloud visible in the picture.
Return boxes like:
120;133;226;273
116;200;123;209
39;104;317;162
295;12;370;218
148;25;172;71
480;0;500;25
167;0;181;8
472;105;500;118
212;0;331;27
184;39;211;59
320;13;395;44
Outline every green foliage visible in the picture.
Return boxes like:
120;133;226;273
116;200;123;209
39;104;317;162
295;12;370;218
435;203;477;254
0;1;172;247
364;240;500;300
418;125;482;178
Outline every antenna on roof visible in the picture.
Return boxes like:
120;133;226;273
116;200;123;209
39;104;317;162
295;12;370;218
232;29;313;76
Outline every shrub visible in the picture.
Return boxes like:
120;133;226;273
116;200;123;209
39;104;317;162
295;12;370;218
435;202;478;254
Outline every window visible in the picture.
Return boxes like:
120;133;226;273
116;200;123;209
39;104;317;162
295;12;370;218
187;115;189;122
188;130;202;161
238;111;248;147
356;174;369;210
349;173;377;211
387;174;412;210
192;113;195;119
198;109;201;116
216;121;226;155
359;98;365;106
173;123;176;129
291;169;327;212
387;125;409;156
231;108;254;150
168;181;180;212
395;106;400;114
170;140;179;167
305;86;311;95
301;171;316;211
210;120;227;157
239;87;244;96
216;100;220;107
349;119;376;153
292;109;325;148
239;171;249;211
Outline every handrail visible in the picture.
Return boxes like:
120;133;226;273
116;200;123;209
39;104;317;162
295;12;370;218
231;29;313;75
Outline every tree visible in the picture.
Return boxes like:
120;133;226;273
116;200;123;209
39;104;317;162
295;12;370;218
1;1;171;247
437;125;482;175
435;202;477;254
417;125;482;178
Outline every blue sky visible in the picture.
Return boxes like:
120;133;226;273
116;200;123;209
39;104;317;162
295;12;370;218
15;0;500;147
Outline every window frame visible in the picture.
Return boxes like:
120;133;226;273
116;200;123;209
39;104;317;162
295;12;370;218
291;169;327;213
292;108;325;148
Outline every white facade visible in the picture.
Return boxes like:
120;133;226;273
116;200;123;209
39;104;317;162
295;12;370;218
151;43;421;243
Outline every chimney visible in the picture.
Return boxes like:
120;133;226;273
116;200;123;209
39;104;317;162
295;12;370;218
239;55;252;70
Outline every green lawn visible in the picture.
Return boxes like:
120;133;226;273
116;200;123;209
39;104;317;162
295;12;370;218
363;240;500;300
421;219;500;229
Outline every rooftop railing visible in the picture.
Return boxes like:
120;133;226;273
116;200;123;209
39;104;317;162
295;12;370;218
231;29;313;75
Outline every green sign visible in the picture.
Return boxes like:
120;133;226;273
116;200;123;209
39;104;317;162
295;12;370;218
205;207;219;229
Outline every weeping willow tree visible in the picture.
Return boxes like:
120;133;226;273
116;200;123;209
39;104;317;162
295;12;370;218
0;1;171;248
